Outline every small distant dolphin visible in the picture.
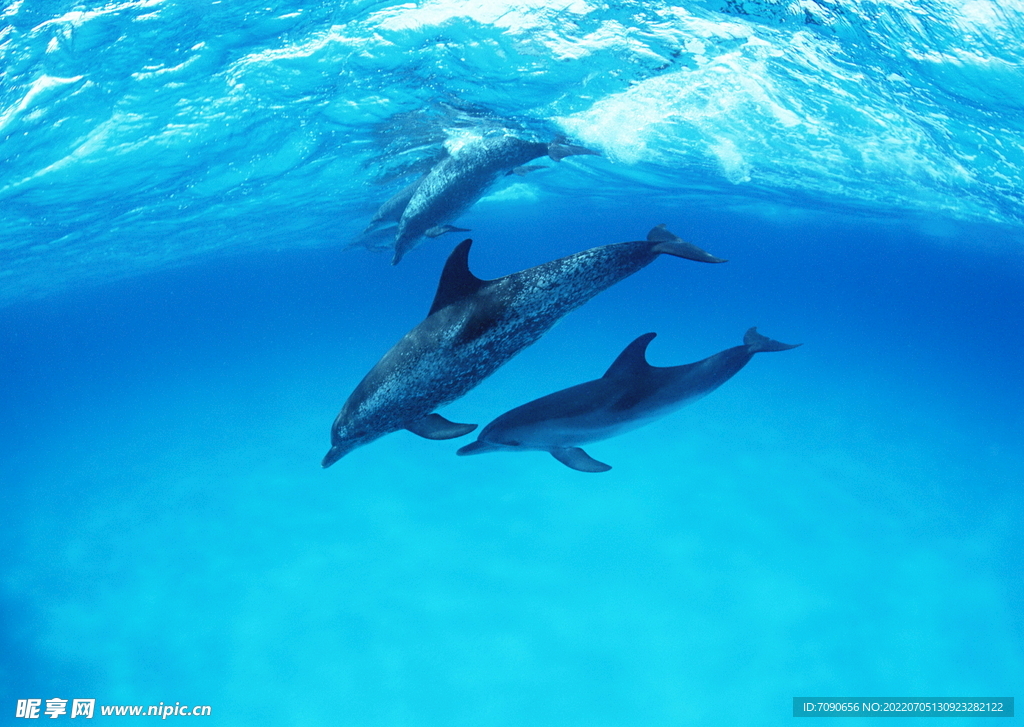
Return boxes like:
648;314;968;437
365;135;599;265
457;328;800;472
322;225;726;467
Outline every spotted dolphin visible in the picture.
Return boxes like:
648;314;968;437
321;225;726;467
457;328;800;472
366;135;599;265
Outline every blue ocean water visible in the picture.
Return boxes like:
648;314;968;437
2;0;1023;724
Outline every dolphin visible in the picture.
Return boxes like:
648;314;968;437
457;328;800;472
365;135;599;265
321;225;726;468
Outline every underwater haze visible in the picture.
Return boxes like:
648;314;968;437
2;0;1022;724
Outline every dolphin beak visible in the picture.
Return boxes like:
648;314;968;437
321;445;344;468
390;244;409;266
456;440;503;456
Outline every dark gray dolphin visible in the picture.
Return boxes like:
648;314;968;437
457;328;800;472
366;135;599;265
322;225;726;468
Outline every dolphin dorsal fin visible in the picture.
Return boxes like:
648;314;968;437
428;239;489;316
602;332;657;379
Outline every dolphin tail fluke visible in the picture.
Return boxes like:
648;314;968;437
550;447;612;473
547;142;600;162
743;327;802;352
406;413;477;440
648;224;727;263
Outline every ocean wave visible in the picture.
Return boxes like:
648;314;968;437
1;0;1022;304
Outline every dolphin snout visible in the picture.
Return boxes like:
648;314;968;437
321;445;348;468
456;440;504;456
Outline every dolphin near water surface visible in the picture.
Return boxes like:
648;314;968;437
457;328;800;472
322;225;726;467
363;135;599;264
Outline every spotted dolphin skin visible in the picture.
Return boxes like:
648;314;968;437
321;225;726;467
457;328;800;472
365;135;599;265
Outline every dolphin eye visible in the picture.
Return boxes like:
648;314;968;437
505;439;521;446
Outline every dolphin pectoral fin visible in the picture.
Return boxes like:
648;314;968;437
743;327;802;352
550;447;612;473
456;440;502;456
648;224;727;263
424;224;471;238
547;142;601;161
406;413;478;440
507;165;548;176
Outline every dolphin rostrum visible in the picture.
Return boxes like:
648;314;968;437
457;328;800;472
364;135;599;265
321;225;726;467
